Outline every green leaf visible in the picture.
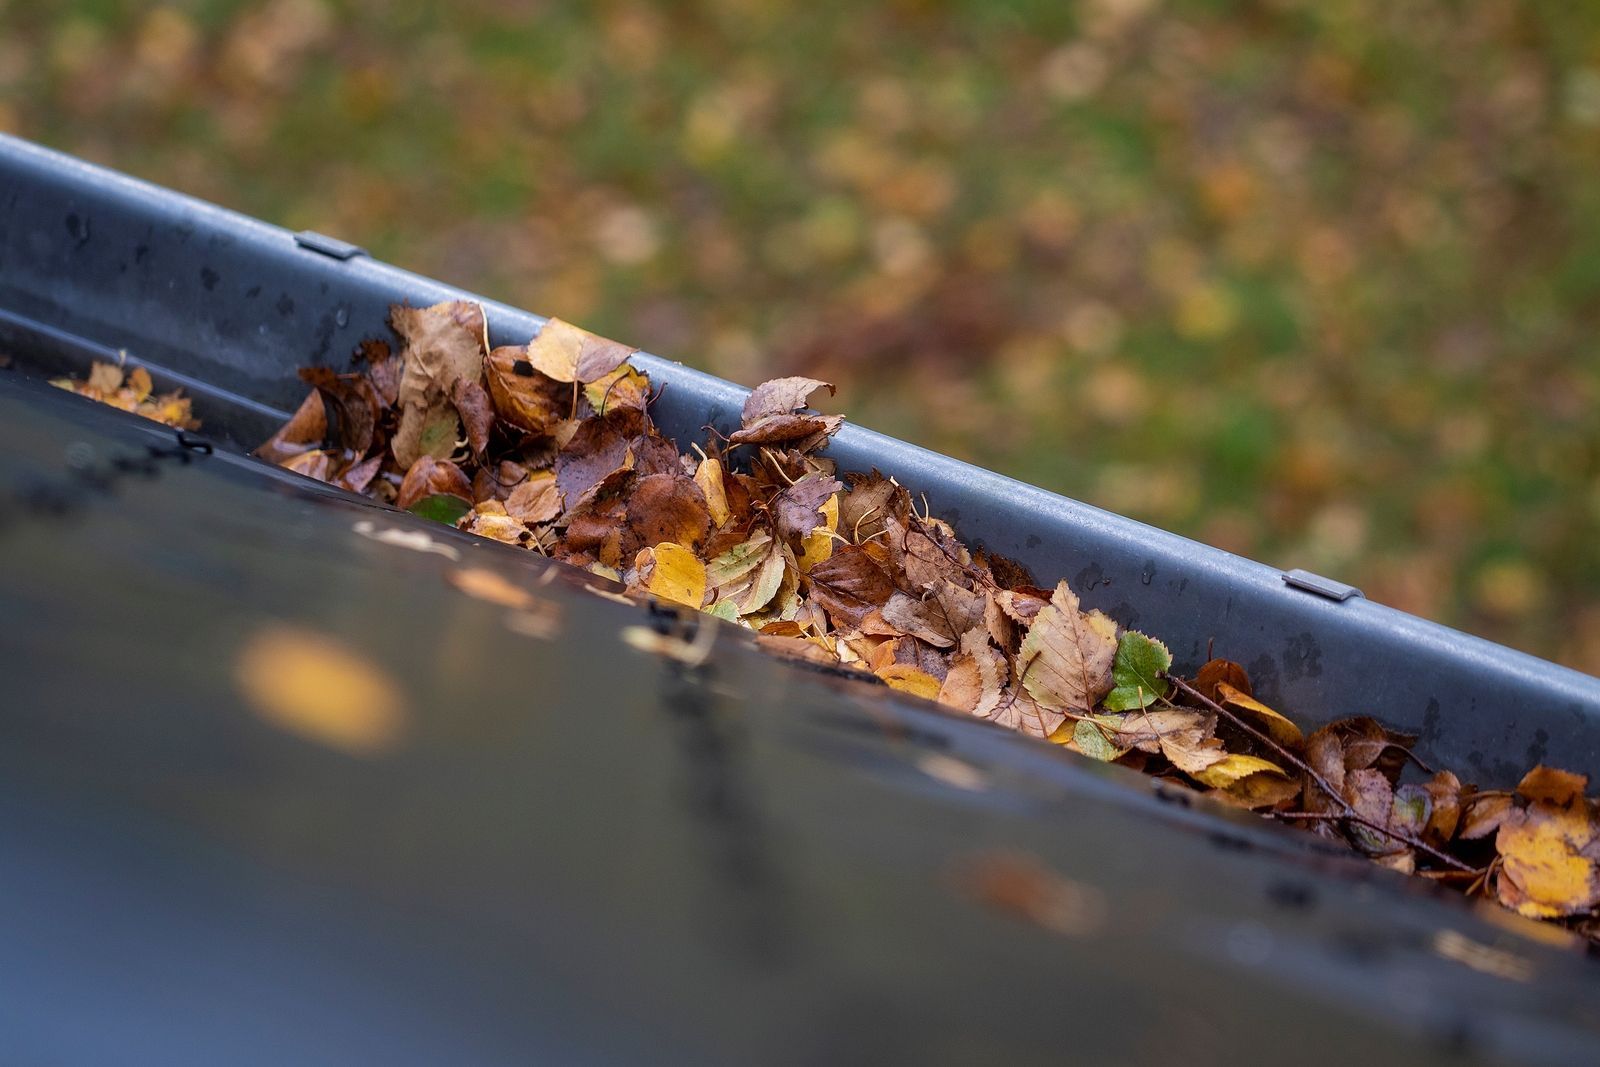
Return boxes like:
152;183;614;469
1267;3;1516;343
1102;630;1172;711
407;493;472;525
1073;718;1120;761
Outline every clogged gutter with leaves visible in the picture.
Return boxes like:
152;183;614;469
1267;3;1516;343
56;302;1600;943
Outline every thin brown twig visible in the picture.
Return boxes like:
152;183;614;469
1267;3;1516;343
1265;811;1476;872
1164;673;1474;873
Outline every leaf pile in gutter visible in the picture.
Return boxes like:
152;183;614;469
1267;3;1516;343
257;302;1600;943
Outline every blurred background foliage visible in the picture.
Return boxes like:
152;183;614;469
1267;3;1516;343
4;0;1600;672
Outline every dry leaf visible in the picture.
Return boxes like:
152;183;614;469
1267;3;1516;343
694;456;732;527
235;626;405;754
504;470;564;525
876;663;943;700
1496;767;1600;918
485;344;569;435
646;542;708;609
1215;681;1304;747
526;317;636;384
806;545;896;629
396;455;472;512
1016;581;1118;714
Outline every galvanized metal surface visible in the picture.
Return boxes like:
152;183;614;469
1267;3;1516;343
3;373;1600;1065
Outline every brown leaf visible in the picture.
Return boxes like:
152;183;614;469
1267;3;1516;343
392;398;462;470
772;473;844;543
395;456;473;512
300;367;379;455
1016;581;1118;714
1346;768;1402;855
1215;681;1303;747
505;470;563;525
526;317;635;384
893;635;951;682
555;408;652;502
881;580;986;649
806;545;896;629
837;471;906;543
937;632;1007;719
450;377;495;460
1210;772;1303;811
335;454;384;494
988;685;1066;739
729;412;842;448
756;633;842;666
561;468;635;568
281;449;334;481
625;473;712;554
900;517;972;592
742;376;835;423
1460;793;1512;840
1304;727;1348;816
995;588;1052;625
394;300;487;408
257;389;327;465
1422;770;1463;844
484;344;569;435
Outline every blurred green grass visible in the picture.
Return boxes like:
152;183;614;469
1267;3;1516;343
5;0;1600;672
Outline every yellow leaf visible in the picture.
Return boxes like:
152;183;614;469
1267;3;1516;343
876;664;942;701
1192;753;1287;789
584;363;650;413
1215;681;1303;746
446;567;534;609
526;317;635;384
647;542;708;608
235;626;405;755
797;492;840;572
694;457;731;527
1496;766;1600;918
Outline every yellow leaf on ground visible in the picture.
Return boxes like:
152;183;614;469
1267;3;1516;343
1215;681;1304;746
876;664;943;700
235;626;405;754
647;542;708;608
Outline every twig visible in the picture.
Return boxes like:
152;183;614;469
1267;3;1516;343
1164;673;1474;873
1264;811;1474;871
